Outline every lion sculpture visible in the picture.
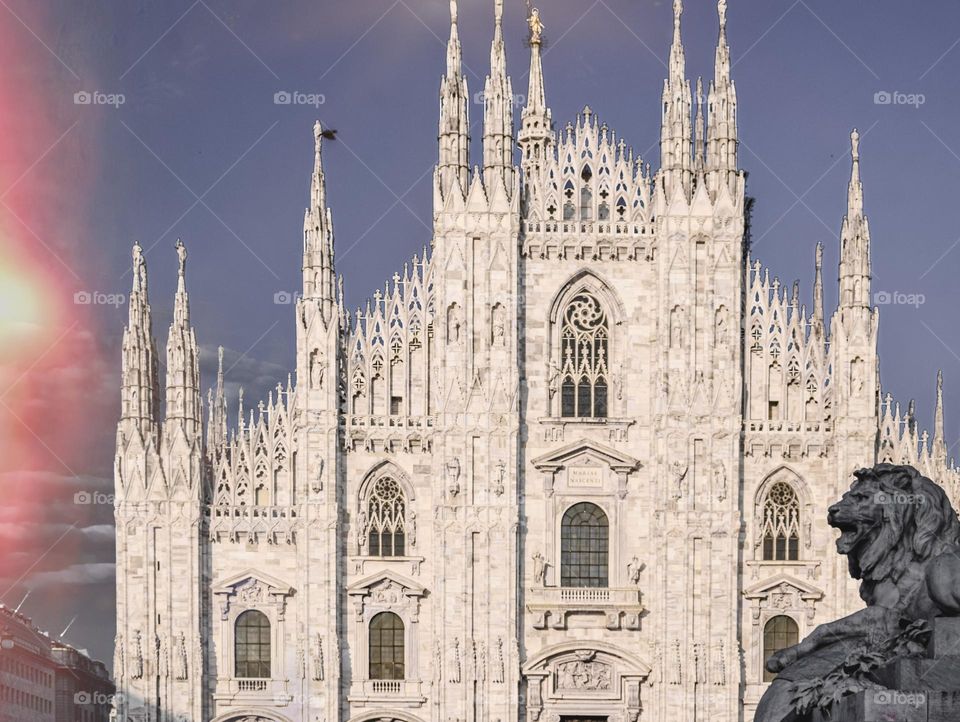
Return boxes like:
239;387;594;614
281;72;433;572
755;464;960;722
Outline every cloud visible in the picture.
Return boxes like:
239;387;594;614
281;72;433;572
26;563;116;589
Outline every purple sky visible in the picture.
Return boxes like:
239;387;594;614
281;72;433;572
4;0;960;668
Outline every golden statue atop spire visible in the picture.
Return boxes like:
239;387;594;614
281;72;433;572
528;7;544;44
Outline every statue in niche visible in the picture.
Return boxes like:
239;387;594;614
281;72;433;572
715;306;730;346
757;465;960;721
309;348;326;389
409;508;417;547
357;508;368;548
714;460;727;502
671;462;688;500
447;458;461;498
492;304;506;347
627;556;643;586
447;303;463;345
670;306;685;347
493;462;506;497
546;360;561;399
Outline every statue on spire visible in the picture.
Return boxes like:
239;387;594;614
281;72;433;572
450;0;458;24
851;128;860;159
528;7;544;44
674;0;683;24
718;0;727;28
175;238;187;277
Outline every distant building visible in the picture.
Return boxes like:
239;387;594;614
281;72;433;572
52;642;114;722
0;605;113;722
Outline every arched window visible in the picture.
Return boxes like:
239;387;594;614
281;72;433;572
560;502;609;587
235;610;271;679
369;612;405;680
367;477;406;557
559;292;609;418
763;615;798;682
761;482;801;561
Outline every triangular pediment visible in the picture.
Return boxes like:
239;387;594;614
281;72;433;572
213;568;293;597
743;574;823;601
347;569;425;598
531;439;640;473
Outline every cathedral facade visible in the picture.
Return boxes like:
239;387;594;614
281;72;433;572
111;2;960;721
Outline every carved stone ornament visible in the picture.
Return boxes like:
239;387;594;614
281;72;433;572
556;659;612;690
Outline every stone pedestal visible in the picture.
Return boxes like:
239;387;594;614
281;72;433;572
819;618;960;722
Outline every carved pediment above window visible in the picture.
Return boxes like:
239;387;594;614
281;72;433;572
531;439;640;498
213;569;294;621
347;569;426;622
743;575;823;625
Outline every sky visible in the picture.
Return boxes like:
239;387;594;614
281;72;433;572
1;0;960;669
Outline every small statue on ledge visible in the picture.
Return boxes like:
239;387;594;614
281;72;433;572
756;464;960;722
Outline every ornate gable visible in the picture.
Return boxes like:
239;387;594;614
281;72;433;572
212;569;294;621
743;575;823;624
532;439;640;498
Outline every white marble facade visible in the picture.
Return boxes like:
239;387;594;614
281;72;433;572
111;2;960;721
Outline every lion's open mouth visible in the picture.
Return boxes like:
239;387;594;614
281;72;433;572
831;517;867;555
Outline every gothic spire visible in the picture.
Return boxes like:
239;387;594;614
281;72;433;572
813;242;824;329
518;7;554;178
120;241;159;437
206;346;228;451
482;0;515;195
707;0;738;185
303;122;337;323
934;370;947;463
660;0;693;194
839;129;871;309
164;239;202;442
438;0;470;199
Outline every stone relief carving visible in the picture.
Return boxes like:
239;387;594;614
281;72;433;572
669;638;682;685
449;637;462;683
312;633;324;681
175;632;188;681
556;659;612;690
132;630;143;680
492;636;505;684
712;638;726;686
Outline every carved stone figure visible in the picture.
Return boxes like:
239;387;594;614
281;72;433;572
175;632;188;681
532;551;547;585
627;556;643;586
671;462;688;500
757;464;960;721
714;460;727;502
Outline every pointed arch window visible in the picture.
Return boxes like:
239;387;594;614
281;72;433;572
369;612;405;680
235;610;271;679
560;502;609;587
761;482;801;561
763;615;799;682
560;292;609;418
367;476;406;557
